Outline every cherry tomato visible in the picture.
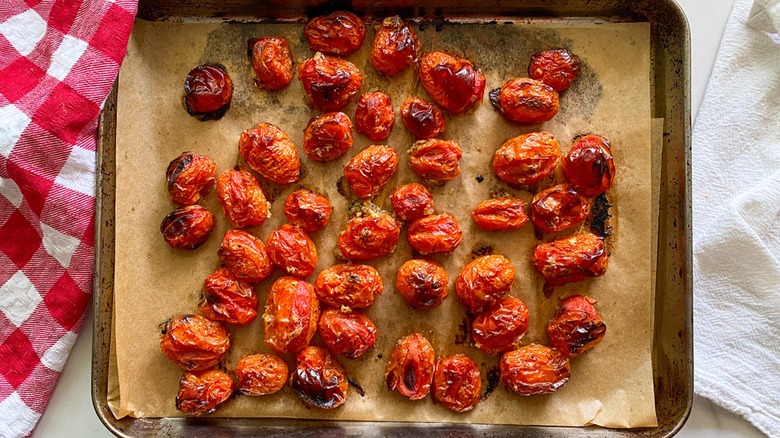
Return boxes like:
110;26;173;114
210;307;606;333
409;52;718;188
489;78;559;123
160;205;215;250
385;333;436;400
355;92;395;141
471;197;529;231
236;353;289;396
298;53;363;112
198;268;257;326
290;346;349;409
248;36;293;90
395;259;449;310
432;354;481;413
303;112;354;162
407;213;463;255
547;295;606;357
455;255;515;314
176;369;234;415
215;169;270;229
400;97;445;139
500;344;571;396
408;139;462;183
338;212;401;260
370;16;420;77
531;233;608;285
419;51;485;114
493;131;560;186
160;314;230;371
283;188;333;233
217;229;273;284
530;184;590;233
390;183;435;221
318;308;377;359
529;48;581;91
472;296;529;356
304;11;365;56
184;64;232;121
165;151;216;206
344;145;399;199
561;134;616;197
263;276;320;353
266;224;318;277
314;263;383;310
238;122;301;185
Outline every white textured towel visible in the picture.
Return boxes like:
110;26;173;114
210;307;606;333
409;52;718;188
693;0;780;436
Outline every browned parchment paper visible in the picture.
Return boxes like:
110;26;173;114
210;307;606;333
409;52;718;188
111;19;656;427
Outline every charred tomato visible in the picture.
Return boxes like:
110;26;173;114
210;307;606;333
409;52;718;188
303;112;354;161
471;196;529;231
314;263;383;310
395;259;449;310
236;353;289;396
215;169;270;229
400;97;445;139
263;276;320;353
408;139;462;183
338;211;401;260
283;188;333;233
370;16;420;77
493;131;560;187
248;36;293;90
266;224;318;277
344;145;399;199
160;314;230;371
529;48;581;92
217;229;273;284
238;122;301;185
531;233;608;285
407;213;463;255
290;346;349;409
455;255;515;314
530;184;590;233
500;344;571;396
562;134;616;197
304;11;365;56
472;296;530;356
432;354;481;413
161;205;215;250
419;51;485;114
176;369;234;415
198;268;257;326
355;92;395;141
183;64;232;121
385;333;436;401
547;295;606;357
489;78;559;123
390;183;435;222
318;308;378;359
298;53;363;112
165;151;216;206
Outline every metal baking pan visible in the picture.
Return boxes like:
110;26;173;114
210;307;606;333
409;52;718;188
92;0;692;436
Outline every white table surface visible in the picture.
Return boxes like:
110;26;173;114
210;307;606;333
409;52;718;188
33;0;768;436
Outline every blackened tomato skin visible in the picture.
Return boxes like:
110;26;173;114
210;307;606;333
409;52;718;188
385;333;436;400
176;369;234;416
400;97;445;139
561;134;616;197
165;151;216;206
298;53;363;112
419;52;485;114
184;64;233;121
370;16;420;77
161;205;215;250
159;314;230;371
530;184;590;233
290;346;349;409
396;259;449;310
546;295;606;357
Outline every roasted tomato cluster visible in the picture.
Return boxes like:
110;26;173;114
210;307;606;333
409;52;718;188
419;51;485;114
266;224;318;277
338;211;401;260
355;92;395;141
390;183;435;221
304;11;365;56
290;346;349;409
529;48;581;92
471;296;529;356
283;188;333;233
160;314;230;371
236;353;288;396
318;308;378;359
547;295;606;357
314;263;383;309
166;152;216;206
176;369;234;415
455;254;515;314
401;97;445;139
216;169;270;229
500;344;571;396
239;122;301;185
490;78;559;124
370;16;420;77
184;64;233;121
432;354;481;413
263;276;320;353
530;184;590;233
161;205;215;250
407;213;463;255
493;131;560;187
303;112;354;161
531;233;608;285
198;268;257;326
562;134;616;197
385;333;436;400
298;53;363;112
471;196;529;231
408;139;462;183
395;259;449;310
344;145;399;199
248;36;293;91
217;229;273;283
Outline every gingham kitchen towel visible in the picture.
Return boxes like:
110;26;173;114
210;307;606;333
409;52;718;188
0;1;136;436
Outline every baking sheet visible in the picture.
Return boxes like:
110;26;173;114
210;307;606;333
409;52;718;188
111;19;655;427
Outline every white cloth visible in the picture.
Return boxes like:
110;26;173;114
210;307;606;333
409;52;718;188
693;0;780;436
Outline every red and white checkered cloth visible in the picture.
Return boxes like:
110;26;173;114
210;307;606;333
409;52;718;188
0;0;136;436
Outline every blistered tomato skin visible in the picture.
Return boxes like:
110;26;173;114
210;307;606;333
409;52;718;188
217;230;273;283
407;213;463;255
263;277;320;354
530;184;590;233
472;197;529;231
318;308;378;359
390;183;435;221
160;315;230;371
303;112;354;161
298;53;363;112
493;132;561;187
236;353;289;396
408;139;462;183
547;295;606;357
184;64;233;121
401;97;445;139
385;333;436;400
500;344;571;396
198;268;258;326
455;255;515;314
338;213;401;260
166;152;217;206
176;369;234;416
239;122;301;185
344;145;399;199
529;48;581;92
489;78;559;124
396;259;449;310
161;205;215;250
370;16;420;77
266;224;318;277
355;92;395;141
248;36;293;90
432;355;482;413
216;169;270;229
562;134;616;197
283;189;333;233
419;52;485;114
290;346;349;409
304;11;366;56
531;233;608;285
314;264;383;309
472;297;530;356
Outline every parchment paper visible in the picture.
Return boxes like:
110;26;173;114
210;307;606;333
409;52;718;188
111;19;656;427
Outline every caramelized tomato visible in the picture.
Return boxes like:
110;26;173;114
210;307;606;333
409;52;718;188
344;145;399;199
408;139;462;183
248;36;293;90
215;169;270;229
395;259;449;310
238;122;301;185
217;229;273;284
385;333;436;400
303;112;354;161
530;184;590;233
355;92;395;141
419;51;485;114
338;212;401;260
493;131;560;186
283;188;333;233
266;224;318;277
455;255;515;314
472;296;529;356
161;205;215;250
531;233;608;285
432;354;481;413
298;53;363;112
184;64;232;121
407;213;463;255
390;183;435;221
304;11;365;56
198;268;258;326
529;48;581;91
236;353;289;396
471;197;529;231
547;295;606;357
370;16;420;77
176;369;234;415
165;151;216;206
314;263;383;310
561;134;615;197
290;346;349;409
500;344;571;396
318;308;377;359
400;97;445;139
263;276;320;353
160;314;230;371
489;78;559;123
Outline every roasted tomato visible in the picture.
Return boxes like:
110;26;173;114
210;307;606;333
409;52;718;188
547;295;606;357
408;139;462;183
161;205;215;250
318;308;377;359
198;268;257;326
385;333;436;400
472;197;529;231
529;48;581;91
395;259;449;310
303;112;353;162
530;184;590;233
432;354;481;413
166;152;216;206
176;369;234;415
216;169;270;229
184;64;232;121
489;78;559;123
248;36;293;90
455;255;515;314
266;224;318;277
217;230;273;283
531;233;608;285
500;344;571;396
263;277;320;353
344;145;399;199
160;314;230;371
493;131;560;186
472;297;529;356
338;212;401;260
239;122;301;185
370;16;420;77
390;183;435;221
290;346;349;409
298;53;363;112
407;213;463;255
400;97;445;139
419;51;485;114
561;134;616;197
283;188;333;233
355;92;395;141
304;11;365;56
236;353;289;396
314;263;383;309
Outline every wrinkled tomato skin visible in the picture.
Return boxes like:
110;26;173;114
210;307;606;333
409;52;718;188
283;189;333;233
217;230;273;284
370;16;420;77
355;92;395;141
531;233;608;285
530;184;590;233
455;255;515;314
407;213;463;256
408;139;462;183
401;97;445;139
318;308;378;359
314;263;383;310
160;314;230;371
236;353;289;396
161;205;215;250
290;346;349;409
432;354;481;413
176;369;234;416
396;259;449;310
216;169;270;229
344;145;399;199
500;344;571;396
166;152;216;206
184;64;232;121
390;183;435;221
562;134;616;197
304;11;366;56
489;78;559;123
198;268;258;326
472;197;529;231
385;333;436;400
263;277;320;354
239;122;301;185
419;52;485;114
248;36;293;90
303;112;354;161
338;213;401;260
266;224;319;277
547;295;606;357
493;132;560;187
529;48;581;92
472;297;530;356
298;53;363;112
